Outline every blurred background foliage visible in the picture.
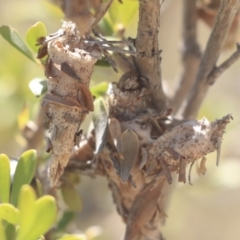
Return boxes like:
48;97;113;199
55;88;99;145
0;0;240;240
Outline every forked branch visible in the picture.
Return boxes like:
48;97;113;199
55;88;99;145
183;0;240;119
208;43;240;84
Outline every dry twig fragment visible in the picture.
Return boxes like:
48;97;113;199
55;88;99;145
139;147;148;170
216;137;222;166
109;117;123;157
93;98;109;155
188;160;196;185
199;156;207;175
149;114;232;172
39;22;102;186
178;158;187;183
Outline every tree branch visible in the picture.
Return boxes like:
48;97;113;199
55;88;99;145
171;0;201;115
124;178;165;240
183;0;240;119
57;0;113;36
208;43;240;84
135;0;167;111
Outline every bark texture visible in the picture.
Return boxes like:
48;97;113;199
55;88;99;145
36;1;240;239
183;0;240;119
38;22;101;186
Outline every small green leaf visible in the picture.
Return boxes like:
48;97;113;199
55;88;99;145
0;204;20;225
17;190;57;240
29;78;48;97
26;22;47;53
108;0;138;27
90;82;108;98
11;150;37;206
17;185;36;240
4;223;16;240
0;25;36;63
121;129;139;182
57;211;75;231
95;59;111;68
98;17;114;35
93;98;109;154
0;155;11;203
61;183;82;212
0;221;7;240
28;196;57;240
57;234;86;240
64;172;80;185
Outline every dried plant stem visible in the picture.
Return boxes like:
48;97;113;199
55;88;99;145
171;0;201;115
183;0;240;119
135;0;167;111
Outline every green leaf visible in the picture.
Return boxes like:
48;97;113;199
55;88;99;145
57;234;86;240
0;204;20;225
90;82;108;98
0;25;37;63
11;150;37;206
93;98;109;154
0;155;11;203
29;78;48;97
17;185;36;240
61;183;82;212
98;17;114;35
26;22;47;53
57;211;75;231
4;223;16;240
0;221;7;240
121;129;139;182
28;196;57;240
108;0;138;27
17;189;57;240
95;59;111;68
64;172;80;185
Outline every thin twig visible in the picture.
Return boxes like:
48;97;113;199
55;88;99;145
208;43;240;84
135;0;167;111
183;0;240;119
171;0;201;115
23;107;45;151
98;45;138;56
84;40;138;56
90;36;135;47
